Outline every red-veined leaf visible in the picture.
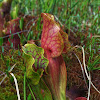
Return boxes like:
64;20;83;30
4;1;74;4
41;13;64;58
22;43;49;85
41;13;67;100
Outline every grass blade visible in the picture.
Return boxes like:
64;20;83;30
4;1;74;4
24;72;26;100
27;82;36;100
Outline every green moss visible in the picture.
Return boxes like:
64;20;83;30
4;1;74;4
0;49;25;100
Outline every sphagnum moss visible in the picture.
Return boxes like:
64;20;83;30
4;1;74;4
0;49;25;100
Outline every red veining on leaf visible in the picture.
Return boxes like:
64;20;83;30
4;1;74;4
41;13;64;58
45;54;67;100
41;13;67;100
24;44;49;71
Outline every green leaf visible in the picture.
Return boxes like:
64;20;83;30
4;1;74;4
6;60;10;67
27;94;32;100
93;66;100;70
88;55;100;71
2;46;4;53
0;37;3;46
24;72;26;100
11;42;13;48
8;38;11;43
1;53;4;60
22;43;49;85
19;17;24;30
32;79;52;100
8;65;11;71
27;82;36;100
10;5;19;19
92;58;100;68
18;49;21;56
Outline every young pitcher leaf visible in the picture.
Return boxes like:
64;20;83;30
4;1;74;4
22;43;49;85
41;13;64;57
